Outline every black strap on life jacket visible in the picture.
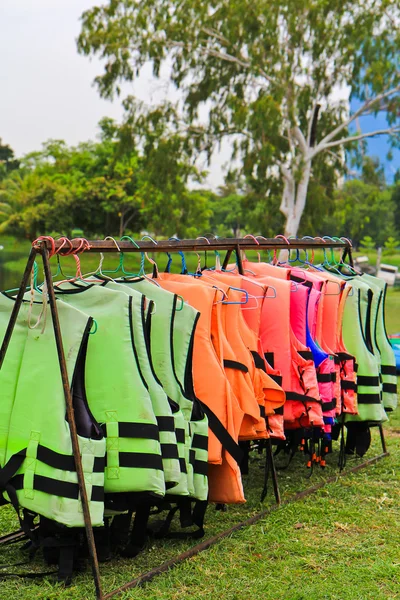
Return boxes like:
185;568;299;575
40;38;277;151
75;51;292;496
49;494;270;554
321;398;337;412
250;350;266;372
197;400;243;465
264;352;275;368
298;350;314;361
383;383;397;394
357;375;380;387
119;504;152;558
317;372;336;383
151;498;208;541
345;423;371;458
101;421;160;440
223;359;248;373
356;393;382;404
341;380;357;391
381;365;397;376
189;449;208;476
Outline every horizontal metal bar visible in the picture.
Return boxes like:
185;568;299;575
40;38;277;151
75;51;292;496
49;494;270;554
103;452;388;599
33;238;351;255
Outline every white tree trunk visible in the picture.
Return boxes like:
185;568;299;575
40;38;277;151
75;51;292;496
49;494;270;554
281;159;312;238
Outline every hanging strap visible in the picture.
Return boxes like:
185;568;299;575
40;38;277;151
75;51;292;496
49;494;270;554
223;360;248;373
197;401;243;464
381;365;397;376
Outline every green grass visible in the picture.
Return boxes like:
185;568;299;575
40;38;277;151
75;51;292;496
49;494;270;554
384;288;400;335
0;413;399;599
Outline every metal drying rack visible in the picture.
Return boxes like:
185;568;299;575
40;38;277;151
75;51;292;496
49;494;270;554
0;235;389;599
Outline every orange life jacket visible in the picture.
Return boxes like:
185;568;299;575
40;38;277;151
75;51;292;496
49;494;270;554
202;272;285;425
178;273;266;441
155;276;246;504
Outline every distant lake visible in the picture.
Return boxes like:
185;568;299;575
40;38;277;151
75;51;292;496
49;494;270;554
0;247;28;291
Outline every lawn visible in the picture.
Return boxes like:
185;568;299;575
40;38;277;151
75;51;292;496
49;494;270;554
385;288;400;334
0;412;398;599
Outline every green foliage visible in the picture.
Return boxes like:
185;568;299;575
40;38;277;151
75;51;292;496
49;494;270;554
0;139;20;182
360;235;376;251
383;236;399;255
324;179;397;247
392;181;400;235
0;119;211;239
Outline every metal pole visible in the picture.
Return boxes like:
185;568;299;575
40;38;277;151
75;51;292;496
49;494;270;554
40;246;103;600
50;238;352;255
222;249;233;270
0;247;37;367
235;244;244;275
378;424;387;454
266;438;281;504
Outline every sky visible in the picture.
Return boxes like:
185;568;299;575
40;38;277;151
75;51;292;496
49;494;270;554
0;1;397;187
0;0;229;188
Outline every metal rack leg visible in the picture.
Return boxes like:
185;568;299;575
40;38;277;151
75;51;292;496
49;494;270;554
41;246;103;599
378;424;387;454
0;248;37;366
266;439;281;504
222;249;233;270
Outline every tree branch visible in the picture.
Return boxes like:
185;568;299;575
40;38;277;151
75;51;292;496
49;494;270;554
326;150;357;176
123;210;136;231
292;126;308;155
317;126;400;153
315;83;400;152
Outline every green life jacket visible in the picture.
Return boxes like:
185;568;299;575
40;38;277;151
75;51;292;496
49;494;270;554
169;300;208;503
0;292;105;528
340;279;387;424
118;279;208;502
360;274;397;412
53;284;165;498
104;281;182;489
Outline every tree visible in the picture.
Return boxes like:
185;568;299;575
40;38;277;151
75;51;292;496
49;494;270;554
78;0;400;237
0;169;73;238
0;117;212;238
0;139;20;182
327;179;397;247
392;178;400;236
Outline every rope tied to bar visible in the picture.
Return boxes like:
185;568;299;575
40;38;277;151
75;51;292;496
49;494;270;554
27;267;48;334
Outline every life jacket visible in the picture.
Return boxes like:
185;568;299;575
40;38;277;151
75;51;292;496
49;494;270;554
339;278;387;424
158;273;265;441
288;280;336;442
196;273;270;440
290;271;343;431
104;281;182;491
0;292;105;528
242;260;288;279
114;278;208;502
254;275;323;429
53;284;165;498
301;269;358;417
335;284;358;416
238;262;358;420
206;271;286;417
106;280;208;544
169;297;209;500
154;276;245;504
360;274;398;412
